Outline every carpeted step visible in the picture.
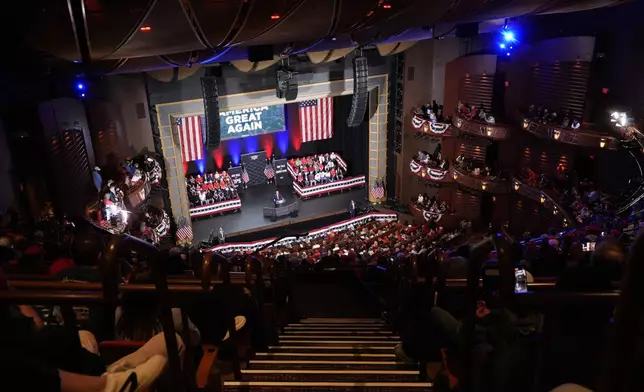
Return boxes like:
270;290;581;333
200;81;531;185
285;325;390;331
223;380;433;391
280;335;400;341
254;352;397;361
283;330;395;336
248;359;417;370
240;369;420;382
268;345;396;353
277;340;400;346
300;318;386;324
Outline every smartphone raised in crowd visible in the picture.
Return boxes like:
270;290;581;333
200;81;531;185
514;268;528;293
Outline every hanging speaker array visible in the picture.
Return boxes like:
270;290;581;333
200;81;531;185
346;56;369;127
200;76;221;150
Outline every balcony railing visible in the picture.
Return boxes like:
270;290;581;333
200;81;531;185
521;118;620;150
452;167;510;193
409;158;453;183
412;111;454;137
409;202;463;228
452;114;512;140
511;177;575;227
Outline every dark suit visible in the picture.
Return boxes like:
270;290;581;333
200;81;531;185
273;193;282;208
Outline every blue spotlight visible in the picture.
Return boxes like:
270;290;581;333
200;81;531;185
506;52;511;56
76;83;85;91
499;43;506;49
502;31;515;42
197;158;206;174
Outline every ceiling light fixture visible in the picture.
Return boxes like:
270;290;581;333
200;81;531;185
140;26;152;32
270;14;280;20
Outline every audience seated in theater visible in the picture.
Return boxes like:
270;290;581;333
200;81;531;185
290;152;345;187
0;266;184;392
415;193;453;216
186;171;238;208
415;147;449;171
455;155;507;181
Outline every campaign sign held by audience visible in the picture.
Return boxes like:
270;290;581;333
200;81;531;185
220;105;285;141
273;158;290;186
227;166;243;190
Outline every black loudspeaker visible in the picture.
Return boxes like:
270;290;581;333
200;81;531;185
248;45;274;62
455;23;479;38
276;68;298;101
200;77;221;150
347;56;369;127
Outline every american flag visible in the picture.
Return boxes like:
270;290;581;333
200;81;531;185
176;224;193;243
241;167;250;184
178;116;204;162
371;179;385;200
264;164;275;179
299;97;334;143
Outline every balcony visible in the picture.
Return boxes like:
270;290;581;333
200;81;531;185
409;202;462;228
511;177;574;227
452;113;512;140
521;118;620;150
452;166;510;194
409;158;453;183
411;111;454;137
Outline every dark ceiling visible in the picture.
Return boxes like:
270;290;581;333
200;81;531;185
23;0;629;74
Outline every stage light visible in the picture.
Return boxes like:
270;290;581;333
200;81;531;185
382;2;392;9
600;138;606;148
502;31;515;42
81;93;86;98
276;129;289;155
499;43;506;49
553;130;561;140
506;52;511;57
271;14;280;20
486;128;493;137
197;159;206;174
514;182;520;191
76;83;85;90
481;182;487;191
140;26;152;32
244;135;259;154
522;119;529;129
540;194;545;204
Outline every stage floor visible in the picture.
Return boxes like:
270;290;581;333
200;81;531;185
191;183;365;243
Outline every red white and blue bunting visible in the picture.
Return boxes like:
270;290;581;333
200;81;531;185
409;160;449;181
412;114;451;135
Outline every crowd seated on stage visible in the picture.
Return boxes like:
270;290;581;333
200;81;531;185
415;146;449;171
526;104;582;130
456;100;498;124
289;152;346;187
186;171;238;208
455;154;508;181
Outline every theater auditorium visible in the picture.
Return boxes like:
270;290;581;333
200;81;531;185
1;1;644;391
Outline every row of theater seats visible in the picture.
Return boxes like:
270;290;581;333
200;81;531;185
0;231;291;392
357;227;643;392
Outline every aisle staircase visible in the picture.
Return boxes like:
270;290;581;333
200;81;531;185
224;318;433;391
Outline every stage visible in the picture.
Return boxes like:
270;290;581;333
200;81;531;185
191;183;365;243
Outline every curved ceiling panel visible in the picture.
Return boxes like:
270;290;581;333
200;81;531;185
23;0;629;72
107;0;205;59
191;0;245;47
231;0;304;46
27;2;79;61
332;0;380;35
85;0;152;60
245;0;336;46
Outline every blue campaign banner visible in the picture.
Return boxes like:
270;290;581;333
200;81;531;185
220;105;285;141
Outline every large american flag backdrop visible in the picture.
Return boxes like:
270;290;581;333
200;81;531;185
299;97;334;143
178;115;204;163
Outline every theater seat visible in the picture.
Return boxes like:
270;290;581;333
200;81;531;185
99;340;220;390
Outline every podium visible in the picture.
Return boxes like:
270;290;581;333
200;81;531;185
263;201;300;221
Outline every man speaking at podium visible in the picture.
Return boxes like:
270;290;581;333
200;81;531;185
273;190;285;208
